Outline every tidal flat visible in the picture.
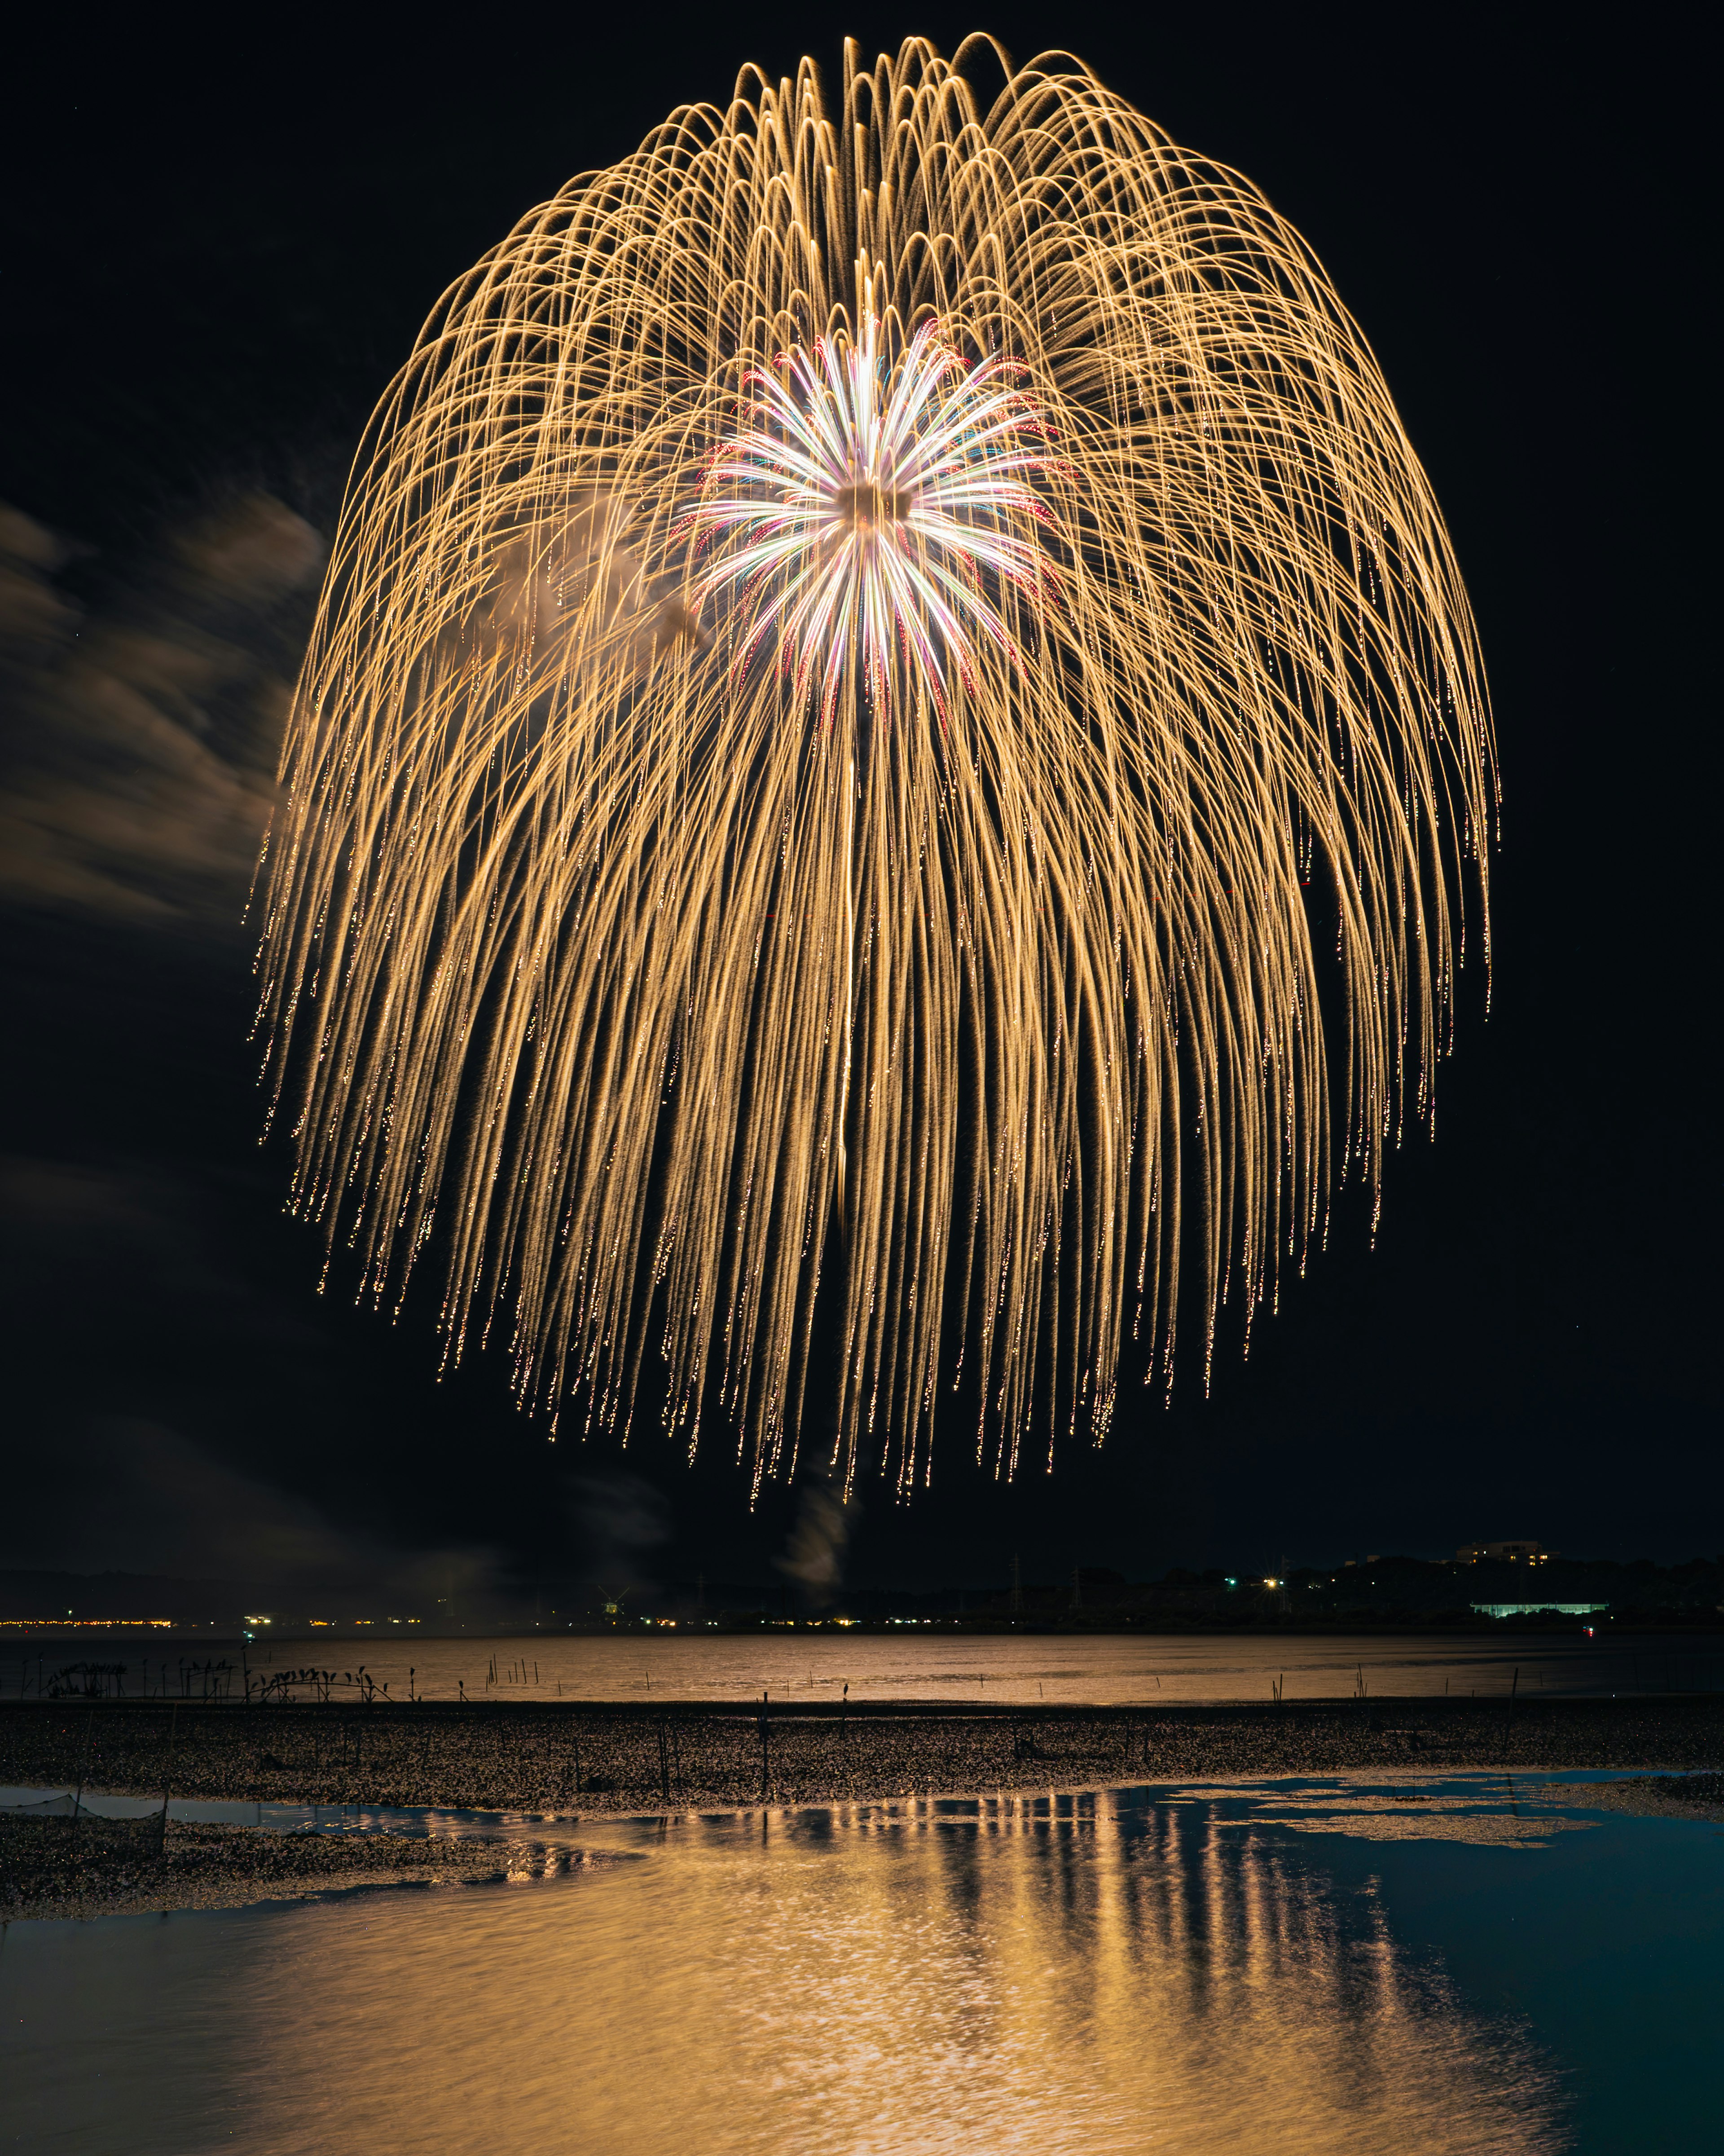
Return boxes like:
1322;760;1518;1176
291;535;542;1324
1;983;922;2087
4;1693;1720;1821
0;1809;524;1921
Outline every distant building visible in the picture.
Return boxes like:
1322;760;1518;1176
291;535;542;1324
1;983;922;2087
1456;1540;1550;1565
1471;1601;1605;1618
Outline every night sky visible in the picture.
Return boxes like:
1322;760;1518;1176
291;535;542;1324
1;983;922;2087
1;5;1711;1602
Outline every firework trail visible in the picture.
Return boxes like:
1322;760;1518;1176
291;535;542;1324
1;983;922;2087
256;39;1494;1495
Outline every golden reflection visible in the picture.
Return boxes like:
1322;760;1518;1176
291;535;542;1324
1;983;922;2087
220;1790;1560;2153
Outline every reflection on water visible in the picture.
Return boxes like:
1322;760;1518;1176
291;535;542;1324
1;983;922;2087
1220;1780;1601;1847
27;1627;1722;1708
1;1783;1569;2155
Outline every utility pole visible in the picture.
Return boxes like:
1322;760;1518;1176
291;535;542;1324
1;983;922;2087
1072;1565;1082;1611
696;1572;706;1613
1010;1553;1023;1615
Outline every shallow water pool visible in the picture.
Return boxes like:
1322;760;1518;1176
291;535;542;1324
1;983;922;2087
2;1772;1716;2153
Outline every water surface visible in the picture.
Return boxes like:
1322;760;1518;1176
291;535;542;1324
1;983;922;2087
20;1629;1722;1706
4;1772;1717;2153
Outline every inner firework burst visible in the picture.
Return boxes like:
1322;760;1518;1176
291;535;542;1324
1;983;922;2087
689;315;1058;717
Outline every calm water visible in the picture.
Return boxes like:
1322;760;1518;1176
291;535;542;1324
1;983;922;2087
31;1629;1724;1706
3;1772;1717;2153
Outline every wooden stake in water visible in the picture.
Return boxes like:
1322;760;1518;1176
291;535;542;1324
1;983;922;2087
155;1704;179;1857
759;1689;770;1802
71;1710;94;1832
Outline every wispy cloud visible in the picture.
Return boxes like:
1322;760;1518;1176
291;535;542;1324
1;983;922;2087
0;1412;497;1603
0;494;319;924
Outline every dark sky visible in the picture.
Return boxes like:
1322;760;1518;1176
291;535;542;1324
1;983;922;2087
1;4;1712;1599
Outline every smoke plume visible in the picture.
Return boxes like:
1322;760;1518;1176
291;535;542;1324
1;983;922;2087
775;1480;856;1607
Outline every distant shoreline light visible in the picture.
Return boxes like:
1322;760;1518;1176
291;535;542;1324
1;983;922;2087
0;1618;176;1629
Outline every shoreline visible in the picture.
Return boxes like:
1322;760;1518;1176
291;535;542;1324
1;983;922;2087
4;1695;1720;1818
9;1620;1724;1644
6;1706;1720;1922
0;1812;549;1924
10;1767;1720;1928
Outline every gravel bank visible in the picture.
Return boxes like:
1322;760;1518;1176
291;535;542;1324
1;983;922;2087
4;1696;1720;1817
0;1811;537;1922
1544;1769;1724;1824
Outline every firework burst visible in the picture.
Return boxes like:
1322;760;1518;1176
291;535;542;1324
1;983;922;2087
256;38;1495;1495
689;314;1060;718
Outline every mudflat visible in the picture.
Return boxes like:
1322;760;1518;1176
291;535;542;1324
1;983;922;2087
4;1695;1721;1817
0;1810;526;1922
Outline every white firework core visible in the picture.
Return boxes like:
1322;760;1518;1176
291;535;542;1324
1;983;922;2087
690;315;1058;717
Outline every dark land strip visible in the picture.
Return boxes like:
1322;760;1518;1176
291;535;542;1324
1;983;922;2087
4;1695;1721;1814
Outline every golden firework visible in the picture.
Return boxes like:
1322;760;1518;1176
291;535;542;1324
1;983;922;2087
255;38;1494;1495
